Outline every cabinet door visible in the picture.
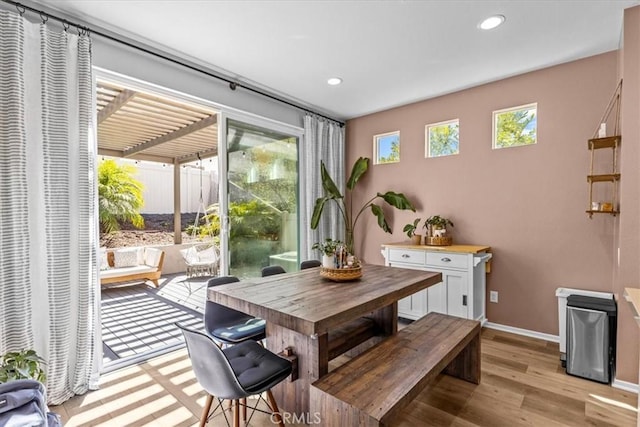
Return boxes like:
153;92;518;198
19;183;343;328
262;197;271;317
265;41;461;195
427;282;447;314
445;270;468;318
398;290;427;320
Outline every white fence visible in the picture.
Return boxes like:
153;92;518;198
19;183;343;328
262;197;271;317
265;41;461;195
105;158;218;214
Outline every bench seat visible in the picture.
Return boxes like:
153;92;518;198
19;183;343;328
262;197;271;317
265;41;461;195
310;312;481;426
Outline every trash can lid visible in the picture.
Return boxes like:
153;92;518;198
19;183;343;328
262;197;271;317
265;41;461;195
567;294;617;314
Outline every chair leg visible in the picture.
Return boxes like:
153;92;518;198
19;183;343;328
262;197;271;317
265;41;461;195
199;394;214;427
265;390;284;427
241;397;247;421
233;399;240;427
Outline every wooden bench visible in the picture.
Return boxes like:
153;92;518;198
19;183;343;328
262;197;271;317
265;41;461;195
310;312;481;426
100;247;165;288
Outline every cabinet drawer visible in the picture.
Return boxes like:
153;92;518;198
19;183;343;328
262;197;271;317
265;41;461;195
388;249;426;266
426;252;467;269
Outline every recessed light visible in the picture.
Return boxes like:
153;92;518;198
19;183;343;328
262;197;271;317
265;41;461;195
327;77;343;86
479;15;505;30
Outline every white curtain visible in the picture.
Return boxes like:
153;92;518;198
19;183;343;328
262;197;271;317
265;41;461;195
0;11;99;404
299;114;345;261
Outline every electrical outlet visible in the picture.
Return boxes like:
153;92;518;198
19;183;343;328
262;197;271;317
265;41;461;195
490;291;499;303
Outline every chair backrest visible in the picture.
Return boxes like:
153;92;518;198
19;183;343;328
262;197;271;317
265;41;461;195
261;265;286;277
300;259;321;269
205;276;252;335
176;323;247;400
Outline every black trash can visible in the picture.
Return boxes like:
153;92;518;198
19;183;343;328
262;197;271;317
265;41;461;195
566;295;616;384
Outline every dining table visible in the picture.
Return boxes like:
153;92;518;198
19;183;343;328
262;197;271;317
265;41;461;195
207;263;442;415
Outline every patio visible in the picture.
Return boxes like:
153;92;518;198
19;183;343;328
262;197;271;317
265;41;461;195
101;273;210;372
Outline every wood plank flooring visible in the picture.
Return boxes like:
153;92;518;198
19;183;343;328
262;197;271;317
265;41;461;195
53;328;637;426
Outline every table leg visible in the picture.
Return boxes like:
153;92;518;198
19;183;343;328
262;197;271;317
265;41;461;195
266;322;328;415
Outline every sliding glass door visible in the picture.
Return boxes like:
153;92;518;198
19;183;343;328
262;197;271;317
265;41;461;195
221;117;300;278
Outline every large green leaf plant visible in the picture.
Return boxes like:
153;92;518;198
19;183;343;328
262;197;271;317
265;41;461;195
311;157;415;255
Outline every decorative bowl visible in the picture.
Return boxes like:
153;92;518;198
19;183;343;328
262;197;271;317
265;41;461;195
320;266;362;282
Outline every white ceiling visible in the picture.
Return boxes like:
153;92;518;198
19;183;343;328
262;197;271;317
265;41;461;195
35;0;640;120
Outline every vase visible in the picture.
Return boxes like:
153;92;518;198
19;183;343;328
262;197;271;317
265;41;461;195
322;254;334;268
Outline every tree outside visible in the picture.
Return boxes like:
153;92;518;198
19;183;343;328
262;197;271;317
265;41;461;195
98;159;145;233
428;120;459;157
495;106;537;148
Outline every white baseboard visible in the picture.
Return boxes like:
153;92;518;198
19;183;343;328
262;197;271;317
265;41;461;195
484;321;559;343
612;379;639;393
485;322;639;394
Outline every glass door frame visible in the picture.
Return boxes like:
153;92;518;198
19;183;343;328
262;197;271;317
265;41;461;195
218;110;303;276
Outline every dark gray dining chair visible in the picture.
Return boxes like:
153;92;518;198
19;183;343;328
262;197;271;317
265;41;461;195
261;265;286;277
177;323;291;427
205;276;265;345
300;259;321;269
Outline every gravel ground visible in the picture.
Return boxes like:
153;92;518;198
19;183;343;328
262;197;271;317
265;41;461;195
100;213;204;248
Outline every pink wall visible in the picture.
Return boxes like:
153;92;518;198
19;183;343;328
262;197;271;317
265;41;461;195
346;51;633;372
616;6;640;384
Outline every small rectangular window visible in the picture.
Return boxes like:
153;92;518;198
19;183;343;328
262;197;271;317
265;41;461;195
493;103;537;149
373;131;400;164
426;119;460;158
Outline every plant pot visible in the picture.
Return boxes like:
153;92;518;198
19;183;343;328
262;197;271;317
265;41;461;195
410;234;422;245
425;236;452;246
322;254;334;268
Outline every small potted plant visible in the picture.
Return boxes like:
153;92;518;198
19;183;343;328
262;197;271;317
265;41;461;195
0;349;46;384
312;238;342;268
424;215;454;246
403;218;422;245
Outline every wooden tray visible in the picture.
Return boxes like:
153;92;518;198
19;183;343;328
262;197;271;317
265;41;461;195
320;266;362;282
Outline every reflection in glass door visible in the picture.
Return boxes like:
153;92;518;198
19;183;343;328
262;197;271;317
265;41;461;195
225;118;299;278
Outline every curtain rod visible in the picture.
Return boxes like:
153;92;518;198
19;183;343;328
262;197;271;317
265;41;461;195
3;0;345;127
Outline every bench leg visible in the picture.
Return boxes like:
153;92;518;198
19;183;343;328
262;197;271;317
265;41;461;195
443;330;481;384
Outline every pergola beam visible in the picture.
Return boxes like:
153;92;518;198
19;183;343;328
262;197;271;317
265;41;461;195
97;148;174;165
123;114;218;158
98;89;136;124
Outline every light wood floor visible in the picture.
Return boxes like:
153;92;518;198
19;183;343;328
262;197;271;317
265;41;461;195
53;328;637;426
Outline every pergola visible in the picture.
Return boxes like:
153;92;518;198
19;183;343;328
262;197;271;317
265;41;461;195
97;80;219;243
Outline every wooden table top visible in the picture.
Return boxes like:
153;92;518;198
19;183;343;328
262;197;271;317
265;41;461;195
208;264;442;336
382;242;491;254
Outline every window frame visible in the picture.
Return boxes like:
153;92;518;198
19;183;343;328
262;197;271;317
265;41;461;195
492;102;538;149
372;130;400;165
425;118;460;158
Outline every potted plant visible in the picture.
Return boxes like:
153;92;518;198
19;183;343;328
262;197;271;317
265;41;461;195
424;215;454;237
403;218;422;245
0;349;46;384
312;238;343;268
311;157;415;255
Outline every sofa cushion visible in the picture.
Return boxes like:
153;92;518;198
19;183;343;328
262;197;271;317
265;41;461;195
113;248;139;268
99;247;110;271
99;265;156;279
144;247;163;268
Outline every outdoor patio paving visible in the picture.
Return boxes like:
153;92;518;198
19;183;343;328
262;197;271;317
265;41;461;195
100;273;211;372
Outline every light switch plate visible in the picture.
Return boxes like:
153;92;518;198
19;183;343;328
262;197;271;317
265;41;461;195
490;291;499;303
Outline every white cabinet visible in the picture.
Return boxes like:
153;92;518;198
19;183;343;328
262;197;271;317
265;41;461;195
381;244;492;323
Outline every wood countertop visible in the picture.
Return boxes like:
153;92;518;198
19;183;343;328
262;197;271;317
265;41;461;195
381;242;491;254
624;288;640;327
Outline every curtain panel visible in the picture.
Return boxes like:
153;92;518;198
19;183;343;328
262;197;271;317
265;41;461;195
299;115;345;261
0;10;99;404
